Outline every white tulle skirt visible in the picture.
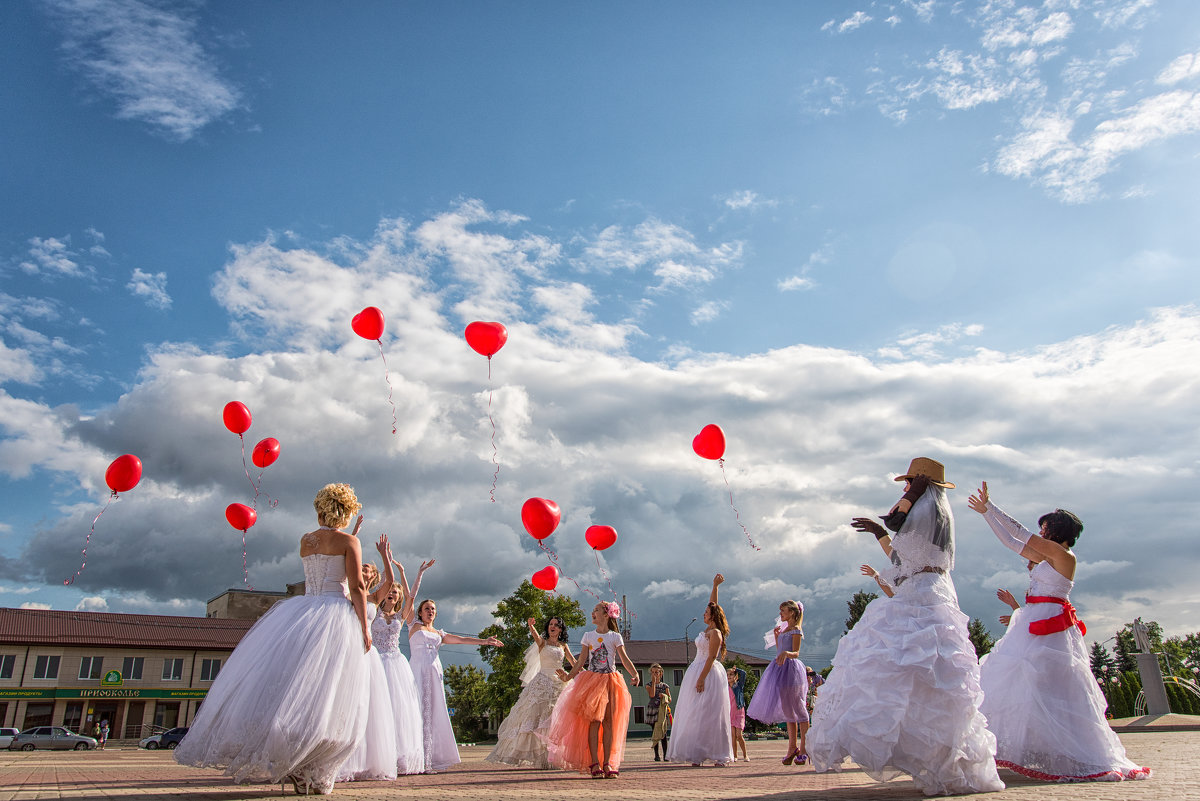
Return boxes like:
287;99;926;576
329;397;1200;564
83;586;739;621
173;593;370;792
666;659;733;765
484;672;564;768
336;649;398;782
980;603;1150;782
378;650;426;775
808;572;1004;796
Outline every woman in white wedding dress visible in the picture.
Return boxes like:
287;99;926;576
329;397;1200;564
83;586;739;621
175;483;373;795
667;574;733;767
808;459;1004;796
971;482;1150;782
406;577;503;773
485;616;575;768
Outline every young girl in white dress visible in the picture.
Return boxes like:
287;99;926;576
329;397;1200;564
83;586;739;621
667;574;733;767
406;581;503;773
546;601;640;778
175;483;373;795
970;482;1150;782
485;616;576;768
808;458;1004;796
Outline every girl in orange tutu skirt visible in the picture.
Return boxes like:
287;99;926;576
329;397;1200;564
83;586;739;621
546;600;640;778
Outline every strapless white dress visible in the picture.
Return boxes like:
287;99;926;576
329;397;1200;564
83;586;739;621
371;612;425;774
408;625;460;771
485;643;567;768
336;602;399;782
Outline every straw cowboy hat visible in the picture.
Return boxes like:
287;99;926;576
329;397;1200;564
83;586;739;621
894;457;955;489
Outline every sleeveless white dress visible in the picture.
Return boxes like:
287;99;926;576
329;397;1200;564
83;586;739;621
666;631;733;765
336;603;399;782
980;558;1150;781
371;612;425;774
808;489;1004;796
485;643;567;767
174;553;370;793
408;625;460;771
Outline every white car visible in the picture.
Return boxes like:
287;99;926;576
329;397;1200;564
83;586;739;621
0;728;19;749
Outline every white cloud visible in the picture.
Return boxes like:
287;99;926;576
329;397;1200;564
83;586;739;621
41;0;241;141
645;579;707;600
690;300;727;325
19;236;90;278
75;596;109;611
20;602;52;610
836;12;873;34
1157;51;1200;85
127;268;171;309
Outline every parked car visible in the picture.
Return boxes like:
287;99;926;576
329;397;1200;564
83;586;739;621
139;727;188;750
7;726;97;751
0;728;19;749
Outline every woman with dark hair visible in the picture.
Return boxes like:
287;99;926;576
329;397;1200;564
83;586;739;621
808;458;1004;796
485;616;576;768
667;574;734;767
971;482;1150;782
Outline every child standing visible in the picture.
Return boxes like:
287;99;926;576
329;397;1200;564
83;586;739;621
746;600;810;765
546;601;640;778
727;666;748;761
645;664;672;761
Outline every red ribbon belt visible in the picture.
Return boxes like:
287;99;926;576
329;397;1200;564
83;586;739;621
1025;595;1086;636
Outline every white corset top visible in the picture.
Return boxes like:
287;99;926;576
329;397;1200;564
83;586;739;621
302;553;349;596
537;644;565;675
1028;559;1073;599
371;612;404;653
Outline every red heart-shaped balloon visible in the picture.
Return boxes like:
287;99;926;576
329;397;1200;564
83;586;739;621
225;503;257;532
252;437;280;469
464;321;508;358
585;525;618;551
521;498;561;540
352;306;385;341
531;565;560;592
692;424;726;461
105;454;143;494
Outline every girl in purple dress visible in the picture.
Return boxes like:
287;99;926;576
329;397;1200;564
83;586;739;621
745;600;809;765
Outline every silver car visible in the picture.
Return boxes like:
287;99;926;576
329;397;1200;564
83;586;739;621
7;726;97;751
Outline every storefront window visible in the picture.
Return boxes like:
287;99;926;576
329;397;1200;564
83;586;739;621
22;702;53;729
63;702;85;731
153;701;180;729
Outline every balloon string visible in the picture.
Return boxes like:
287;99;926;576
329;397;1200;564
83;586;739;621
537;541;601;601
593;550;619;600
239;434;258;497
250;472;279;510
240;528;254;590
719;458;760;551
487;357;499;503
64;492;117;585
378;339;398;435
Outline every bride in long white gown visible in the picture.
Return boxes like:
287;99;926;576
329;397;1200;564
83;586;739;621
175;483;373;795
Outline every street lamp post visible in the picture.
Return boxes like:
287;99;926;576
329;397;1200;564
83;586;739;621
685;617;698;664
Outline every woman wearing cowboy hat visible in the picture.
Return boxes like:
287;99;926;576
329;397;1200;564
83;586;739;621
807;458;1004;796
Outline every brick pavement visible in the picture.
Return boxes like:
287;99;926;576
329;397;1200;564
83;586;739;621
0;731;1194;801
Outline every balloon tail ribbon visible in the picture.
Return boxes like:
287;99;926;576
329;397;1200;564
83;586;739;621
719;458;760;551
378;339;398;435
593;550;618;600
240;528;254;590
64;492;117;585
249;472;279;510
239;434;259;497
487;357;499;503
537;541;600;600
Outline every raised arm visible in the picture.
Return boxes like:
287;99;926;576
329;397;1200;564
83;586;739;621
852;518;893;558
367;534;395;606
401;559;435;624
710;573;724;606
442;632;504;647
527;617;545;650
970;483;1077;578
861;564;895;598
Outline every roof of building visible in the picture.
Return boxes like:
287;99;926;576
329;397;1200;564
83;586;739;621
623;638;770;667
0;607;255;650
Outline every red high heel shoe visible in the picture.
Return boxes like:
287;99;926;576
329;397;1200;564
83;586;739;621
589;763;603;778
782;748;799;765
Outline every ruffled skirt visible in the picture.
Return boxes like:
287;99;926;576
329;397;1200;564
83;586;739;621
173;593;370;793
667;659;733;765
545;671;632;772
807;572;1004;796
980;603;1150;782
746;657;809;725
485;672;565;768
378;650;426;775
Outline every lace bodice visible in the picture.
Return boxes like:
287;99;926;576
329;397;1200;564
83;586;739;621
301;554;349;596
1028;560;1073;599
371;612;404;653
890;489;955;583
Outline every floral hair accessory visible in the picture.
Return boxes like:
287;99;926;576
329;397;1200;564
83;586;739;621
605;601;620;618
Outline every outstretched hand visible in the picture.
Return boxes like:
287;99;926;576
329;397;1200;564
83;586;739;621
351;515;364;537
418;559;436;572
851;517;887;539
968;482;990;514
713;573;725;587
860;564;880;579
375;533;390;559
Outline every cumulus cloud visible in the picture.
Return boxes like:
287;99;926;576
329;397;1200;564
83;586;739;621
40;0;241;141
3;210;1198;664
75;596;109;611
19;236;91;278
127;268;171;309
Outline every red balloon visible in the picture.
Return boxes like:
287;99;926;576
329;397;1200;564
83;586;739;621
585;525;618;551
352;306;385;341
223;401;252;435
105;454;142;494
251;437;281;469
464;321;508;358
225;503;257;532
692;424;726;461
531;565;559;592
521;497;561;540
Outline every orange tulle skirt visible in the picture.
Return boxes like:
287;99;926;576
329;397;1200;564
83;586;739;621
545;670;632;772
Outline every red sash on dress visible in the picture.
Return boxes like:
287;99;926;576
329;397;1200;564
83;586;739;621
1024;595;1086;636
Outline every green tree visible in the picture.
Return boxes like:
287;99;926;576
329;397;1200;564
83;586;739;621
477;580;586;722
967;617;995;659
844;590;878;634
1090;641;1116;683
444;664;489;742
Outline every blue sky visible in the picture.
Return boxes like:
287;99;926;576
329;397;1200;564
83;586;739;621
3;0;1199;665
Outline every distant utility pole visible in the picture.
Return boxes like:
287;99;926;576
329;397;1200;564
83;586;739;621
620;594;632;639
